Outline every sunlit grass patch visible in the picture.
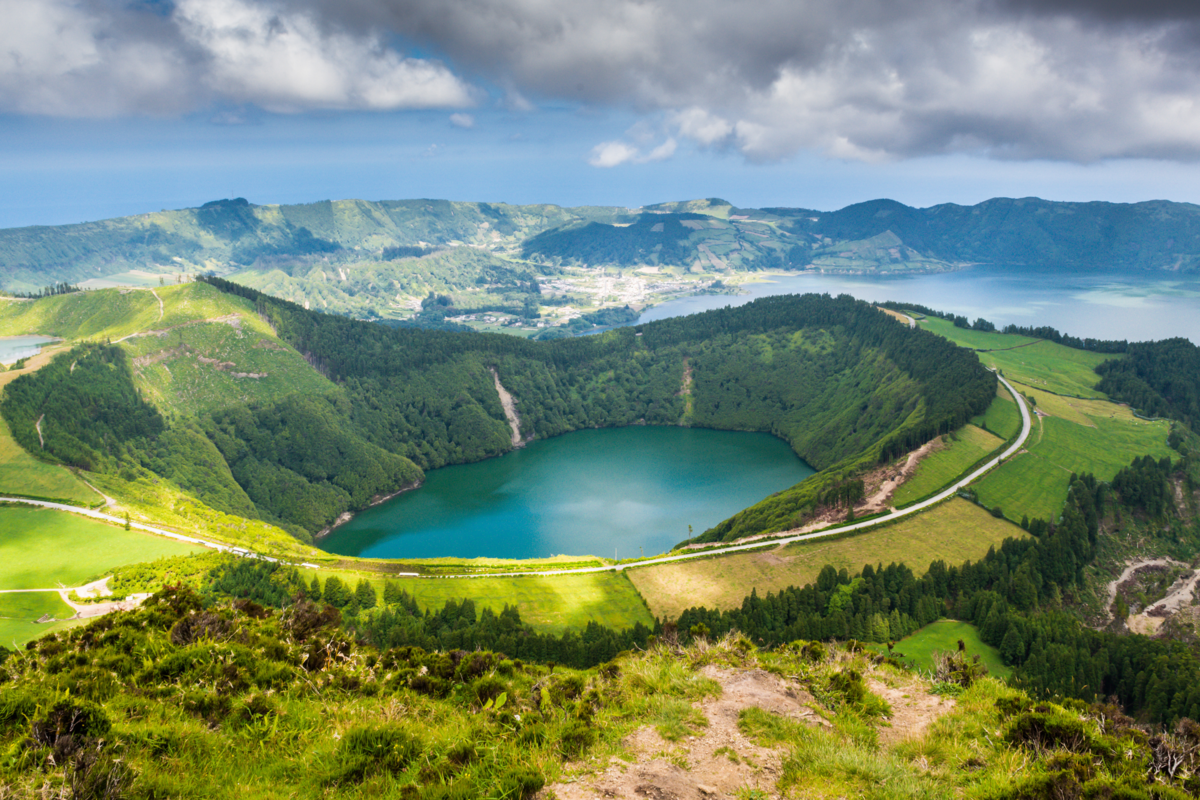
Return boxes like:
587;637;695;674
628;499;1023;619
970;385;1022;440
0;415;101;506
872;620;1010;680
975;406;1171;522
893;424;1003;505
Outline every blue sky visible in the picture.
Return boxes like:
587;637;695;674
2;0;1200;228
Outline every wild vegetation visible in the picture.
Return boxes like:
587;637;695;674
628;498;1025;619
189;280;994;542
3;570;1199;800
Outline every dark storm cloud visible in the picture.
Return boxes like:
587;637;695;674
2;0;1198;162
988;0;1200;23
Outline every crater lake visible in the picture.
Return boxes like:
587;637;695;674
318;426;815;560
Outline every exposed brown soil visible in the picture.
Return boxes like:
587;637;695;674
541;667;824;800
678;359;693;397
681;437;945;550
491;367;525;448
857;438;945;515
867;675;957;745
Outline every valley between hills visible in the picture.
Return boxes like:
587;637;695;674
3;198;1200;798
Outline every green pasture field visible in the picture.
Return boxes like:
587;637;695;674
971;385;1022;440
0;415;102;506
974;402;1172;522
893;424;1003;506
0;591;77;648
0;506;203;591
304;568;655;634
918;317;1109;397
86;472;321;560
628;498;1025;620
873;619;1011;679
984;342;1110;399
912;316;1039;351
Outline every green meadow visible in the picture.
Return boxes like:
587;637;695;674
0;415;101;506
875;619;1011;679
0;506;203;591
918;316;1110;397
971;385;1022;440
910;316;1039;351
629;499;1025;620
974;398;1172;522
893;423;1003;506
304;568;656;634
0;591;77;648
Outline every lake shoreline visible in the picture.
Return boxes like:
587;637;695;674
315;426;814;561
313;479;424;541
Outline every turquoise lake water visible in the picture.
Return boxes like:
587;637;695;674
0;336;57;365
318;426;814;560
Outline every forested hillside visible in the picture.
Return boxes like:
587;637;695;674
208;280;995;541
0;198;626;292
1096;338;1200;428
784;197;1200;272
0;282;993;547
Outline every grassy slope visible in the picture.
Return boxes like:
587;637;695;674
0;506;202;590
916;318;1171;521
971;383;1022;439
6;607;1175;800
892;423;1003;505
0;414;101;506
918;316;1109;397
0;289;162;340
0;344;104;505
628;499;1025;620
86;472;323;560
975;388;1172;521
125;287;334;417
304;568;654;634
0;284;333;558
875;619;1011;679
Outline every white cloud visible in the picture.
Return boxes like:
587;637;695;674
318;0;1200;162
449;112;475;128
4;0;1200;163
175;0;473;112
588;140;640;168
0;0;474;116
587;135;676;167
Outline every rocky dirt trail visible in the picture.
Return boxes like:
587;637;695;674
542;666;821;800
542;661;959;800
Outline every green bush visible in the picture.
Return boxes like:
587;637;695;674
330;724;423;784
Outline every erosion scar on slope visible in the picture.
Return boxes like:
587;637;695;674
490;368;524;448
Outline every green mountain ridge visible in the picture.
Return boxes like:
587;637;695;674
0;283;994;551
4;196;1200;300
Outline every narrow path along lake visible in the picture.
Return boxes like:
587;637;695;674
318;426;814;560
